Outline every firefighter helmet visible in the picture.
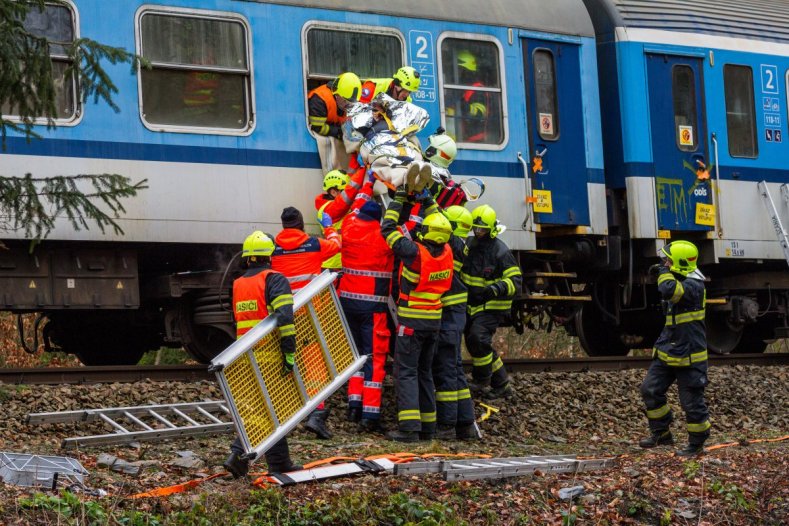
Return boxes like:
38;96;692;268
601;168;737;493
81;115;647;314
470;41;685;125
443;205;472;237
660;240;698;276
393;66;421;92
425;132;457;168
322;169;349;192
331;72;361;101
421;212;452;244
471;204;499;238
242;231;275;258
457;50;477;72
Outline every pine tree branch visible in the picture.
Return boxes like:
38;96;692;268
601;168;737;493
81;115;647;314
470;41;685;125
0;173;148;243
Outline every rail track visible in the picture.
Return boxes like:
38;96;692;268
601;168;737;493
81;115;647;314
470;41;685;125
1;353;787;385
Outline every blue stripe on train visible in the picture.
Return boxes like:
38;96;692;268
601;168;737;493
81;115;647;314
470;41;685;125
3;136;531;179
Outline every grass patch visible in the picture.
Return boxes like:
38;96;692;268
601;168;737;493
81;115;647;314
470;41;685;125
138;347;192;365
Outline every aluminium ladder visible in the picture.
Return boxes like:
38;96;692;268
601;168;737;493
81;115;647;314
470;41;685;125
26;401;234;449
757;181;789;266
394;455;613;482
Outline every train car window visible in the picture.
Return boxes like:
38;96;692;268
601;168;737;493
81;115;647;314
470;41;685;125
1;2;78;122
440;38;505;147
533;50;559;141
723;65;758;158
305;27;404;92
672;65;698;152
138;10;252;133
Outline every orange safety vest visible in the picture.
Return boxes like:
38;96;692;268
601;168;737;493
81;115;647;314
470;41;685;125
338;214;393;306
398;243;453;322
232;269;274;338
307;84;343;125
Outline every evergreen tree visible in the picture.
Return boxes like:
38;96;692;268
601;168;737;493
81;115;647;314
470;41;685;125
0;0;147;245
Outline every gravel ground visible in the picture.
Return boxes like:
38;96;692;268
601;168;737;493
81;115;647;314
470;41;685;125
0;365;787;524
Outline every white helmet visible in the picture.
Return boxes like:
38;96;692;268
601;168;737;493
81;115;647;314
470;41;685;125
425;130;457;168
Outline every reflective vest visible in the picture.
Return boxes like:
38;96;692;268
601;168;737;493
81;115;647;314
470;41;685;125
360;78;413;104
397;243;453;324
232;269;273;338
338;214;393;309
317;201;345;270
307;84;342;125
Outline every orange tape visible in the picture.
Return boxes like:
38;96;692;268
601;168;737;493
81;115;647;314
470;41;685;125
704;434;789;452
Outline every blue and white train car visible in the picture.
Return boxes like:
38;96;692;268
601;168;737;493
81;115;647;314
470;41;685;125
580;0;789;354
0;0;605;363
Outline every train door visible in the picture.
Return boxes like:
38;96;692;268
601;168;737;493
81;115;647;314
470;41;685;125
522;39;589;226
646;54;713;232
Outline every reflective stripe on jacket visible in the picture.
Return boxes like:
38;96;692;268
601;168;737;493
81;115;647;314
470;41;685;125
307;84;343;137
653;269;707;366
272;227;340;291
337;212;394;311
232;267;296;352
441;234;468;310
397;243;453;323
462;235;522;317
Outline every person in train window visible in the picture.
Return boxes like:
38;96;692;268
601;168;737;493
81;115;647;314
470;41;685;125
308;72;362;171
314;167;366;271
462;205;521;400
271;206;341;439
223;231;302;478
640;241;710;457
359;66;422;104
447;50;491;143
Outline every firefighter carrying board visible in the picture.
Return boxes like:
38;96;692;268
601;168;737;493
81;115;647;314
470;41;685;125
211;271;365;464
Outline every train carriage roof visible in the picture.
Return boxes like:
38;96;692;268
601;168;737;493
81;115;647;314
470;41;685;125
237;0;595;37
583;0;789;44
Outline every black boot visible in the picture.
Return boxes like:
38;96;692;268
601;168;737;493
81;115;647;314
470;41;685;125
265;438;303;473
223;452;249;479
419;431;435;441
676;443;705;457
435;425;456;440
304;408;333;439
456;422;482;441
347;406;362;423
358;418;385;434
638;430;674;448
484;383;513;400
385;429;420;443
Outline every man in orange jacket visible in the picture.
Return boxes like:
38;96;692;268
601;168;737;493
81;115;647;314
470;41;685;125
337;172;394;432
272;206;341;439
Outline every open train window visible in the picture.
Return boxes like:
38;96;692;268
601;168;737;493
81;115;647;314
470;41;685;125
438;35;506;149
136;8;253;134
1;1;79;124
533;49;559;141
672;65;698;152
723;65;757;158
304;25;405;93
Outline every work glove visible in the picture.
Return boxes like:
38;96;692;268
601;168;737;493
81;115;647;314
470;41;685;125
394;188;408;203
367;169;377;183
482;285;499;302
468;288;484;306
319;212;333;229
415;188;432;202
281;352;295;376
648;264;663;277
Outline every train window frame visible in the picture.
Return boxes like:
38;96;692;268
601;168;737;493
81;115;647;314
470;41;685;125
437;32;509;151
134;5;255;136
2;0;82;127
532;48;560;142
672;64;699;153
301;21;406;108
723;64;758;159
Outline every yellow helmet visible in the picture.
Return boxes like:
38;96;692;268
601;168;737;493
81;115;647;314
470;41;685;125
660;240;698;276
242;231;275;258
421;212;452;244
471;204;500;238
393;66;421;92
443;205;472;237
322;169;349;192
331;72;361;101
457;50;477;72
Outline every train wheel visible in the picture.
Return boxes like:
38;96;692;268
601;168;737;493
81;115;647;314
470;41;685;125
178;293;234;363
705;311;743;354
45;312;156;366
733;318;771;354
575;303;630;356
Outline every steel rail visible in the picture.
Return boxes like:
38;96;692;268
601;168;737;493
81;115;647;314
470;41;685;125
0;354;786;385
